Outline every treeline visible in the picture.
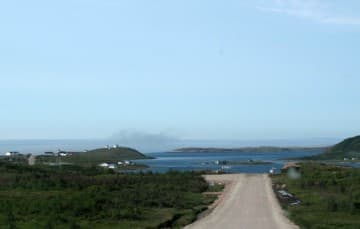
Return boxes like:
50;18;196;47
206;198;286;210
0;162;214;228
273;163;360;228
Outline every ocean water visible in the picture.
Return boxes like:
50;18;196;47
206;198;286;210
136;150;323;174
1;140;356;173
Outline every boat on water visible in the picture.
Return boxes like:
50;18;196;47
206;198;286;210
221;165;232;170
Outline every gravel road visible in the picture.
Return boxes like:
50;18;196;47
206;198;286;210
185;174;298;229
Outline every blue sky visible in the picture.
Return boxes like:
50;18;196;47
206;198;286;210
0;0;359;141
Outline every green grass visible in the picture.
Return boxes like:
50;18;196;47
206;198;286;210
206;183;225;192
272;163;360;229
0;161;214;228
7;208;176;229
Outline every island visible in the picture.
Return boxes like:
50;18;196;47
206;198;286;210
174;146;328;153
1;146;153;170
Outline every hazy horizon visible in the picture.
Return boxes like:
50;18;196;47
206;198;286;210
0;136;341;154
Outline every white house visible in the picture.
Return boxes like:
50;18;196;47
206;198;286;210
44;152;55;156
117;161;123;165
99;163;109;168
108;164;116;169
5;152;19;156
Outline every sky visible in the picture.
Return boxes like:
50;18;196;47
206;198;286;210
0;0;360;142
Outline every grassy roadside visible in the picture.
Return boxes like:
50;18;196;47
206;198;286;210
272;163;360;229
0;162;217;228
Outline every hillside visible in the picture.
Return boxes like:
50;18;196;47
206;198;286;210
37;147;151;166
303;135;360;160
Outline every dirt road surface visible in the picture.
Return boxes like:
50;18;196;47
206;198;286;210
186;174;298;229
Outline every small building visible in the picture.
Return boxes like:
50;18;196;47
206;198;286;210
99;163;109;168
108;164;116;169
59;152;68;157
57;151;68;157
99;163;116;169
44;152;55;156
113;144;119;149
5;151;19;157
124;160;131;165
117;161;124;165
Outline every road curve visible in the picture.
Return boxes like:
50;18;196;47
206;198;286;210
186;174;298;229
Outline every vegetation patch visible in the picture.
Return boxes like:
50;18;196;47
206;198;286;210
301;136;360;161
36;147;151;167
272;163;360;229
0;162;215;228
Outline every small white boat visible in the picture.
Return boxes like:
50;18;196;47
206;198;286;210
221;165;232;170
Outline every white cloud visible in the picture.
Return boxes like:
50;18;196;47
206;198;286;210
258;0;360;26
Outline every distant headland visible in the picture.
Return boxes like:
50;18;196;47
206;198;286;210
301;135;360;161
173;146;329;153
